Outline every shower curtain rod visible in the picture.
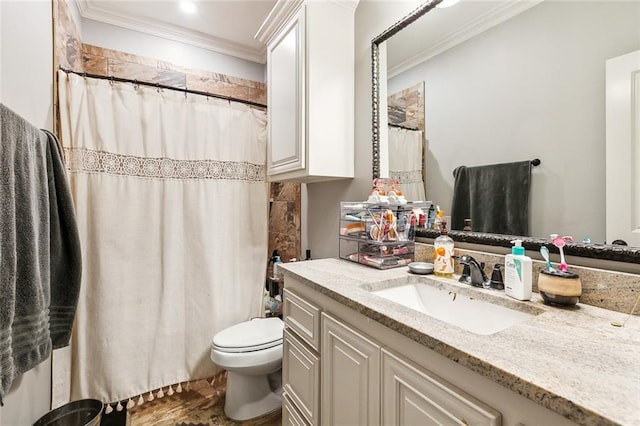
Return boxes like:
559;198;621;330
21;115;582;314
58;68;267;109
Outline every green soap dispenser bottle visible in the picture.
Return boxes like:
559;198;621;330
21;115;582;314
504;239;532;300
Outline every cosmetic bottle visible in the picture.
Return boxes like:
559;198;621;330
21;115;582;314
407;215;416;240
504;239;532;300
273;256;283;280
433;220;454;277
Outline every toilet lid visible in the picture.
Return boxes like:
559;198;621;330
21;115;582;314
212;317;284;353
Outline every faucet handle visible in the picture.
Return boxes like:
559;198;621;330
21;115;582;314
490;263;504;290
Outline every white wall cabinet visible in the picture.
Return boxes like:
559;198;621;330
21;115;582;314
257;0;356;183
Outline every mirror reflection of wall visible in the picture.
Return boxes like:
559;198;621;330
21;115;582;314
385;0;640;243
387;82;427;201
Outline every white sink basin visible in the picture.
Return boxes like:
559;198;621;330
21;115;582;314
372;282;536;335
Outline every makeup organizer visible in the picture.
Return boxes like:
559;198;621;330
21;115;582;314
339;201;431;269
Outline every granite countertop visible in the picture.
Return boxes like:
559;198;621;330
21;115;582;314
281;258;640;426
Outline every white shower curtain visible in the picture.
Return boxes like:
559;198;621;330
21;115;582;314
56;71;268;404
388;126;426;201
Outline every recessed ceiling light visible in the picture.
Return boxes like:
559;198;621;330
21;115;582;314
436;0;461;8
179;0;197;14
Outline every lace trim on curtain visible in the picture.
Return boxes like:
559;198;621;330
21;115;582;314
63;147;266;182
390;170;423;184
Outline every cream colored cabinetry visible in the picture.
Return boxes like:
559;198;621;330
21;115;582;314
257;0;356;183
381;348;501;425
321;313;381;425
283;289;321;425
282;391;310;426
282;287;500;426
282;328;318;425
282;278;578;426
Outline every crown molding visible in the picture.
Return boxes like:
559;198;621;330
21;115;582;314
75;0;267;63
388;0;543;78
255;0;304;45
328;0;360;13
255;0;358;45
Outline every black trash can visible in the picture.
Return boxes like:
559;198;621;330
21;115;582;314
33;399;102;426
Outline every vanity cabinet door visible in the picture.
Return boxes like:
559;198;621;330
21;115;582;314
381;348;502;426
321;312;381;425
283;327;320;425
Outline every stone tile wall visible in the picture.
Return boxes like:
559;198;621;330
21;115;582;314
388;81;425;131
269;183;302;263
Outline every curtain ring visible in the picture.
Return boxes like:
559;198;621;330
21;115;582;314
156;82;161;93
82;72;87;80
109;75;114;86
133;80;139;90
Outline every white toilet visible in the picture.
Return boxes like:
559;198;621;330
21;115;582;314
211;317;284;421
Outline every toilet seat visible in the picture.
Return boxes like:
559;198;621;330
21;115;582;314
212;317;284;353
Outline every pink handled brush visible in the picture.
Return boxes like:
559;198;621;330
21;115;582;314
552;235;573;272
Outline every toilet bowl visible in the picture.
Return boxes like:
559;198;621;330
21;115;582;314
211;317;284;421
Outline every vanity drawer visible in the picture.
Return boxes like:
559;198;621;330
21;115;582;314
283;328;320;425
283;391;312;426
284;289;321;350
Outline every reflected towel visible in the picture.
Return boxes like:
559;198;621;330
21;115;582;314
451;160;531;235
0;104;81;404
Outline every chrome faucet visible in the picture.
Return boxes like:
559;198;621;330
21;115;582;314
458;255;491;288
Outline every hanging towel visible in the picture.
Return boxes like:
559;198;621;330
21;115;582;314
451;160;531;235
0;104;81;405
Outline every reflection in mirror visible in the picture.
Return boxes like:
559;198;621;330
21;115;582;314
387;82;427;201
373;0;640;250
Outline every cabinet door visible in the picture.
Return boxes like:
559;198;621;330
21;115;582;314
267;6;305;176
321;313;381;425
283;327;319;425
381;349;501;425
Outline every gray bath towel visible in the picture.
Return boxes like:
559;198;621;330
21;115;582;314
0;104;81;404
451;160;531;236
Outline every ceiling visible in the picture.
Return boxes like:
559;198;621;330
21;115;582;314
386;0;542;77
75;0;543;68
76;0;278;63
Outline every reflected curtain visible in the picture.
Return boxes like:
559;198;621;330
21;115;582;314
55;71;268;404
388;126;426;201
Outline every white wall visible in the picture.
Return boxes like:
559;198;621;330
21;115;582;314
0;0;54;424
306;0;422;259
387;1;640;243
81;18;266;82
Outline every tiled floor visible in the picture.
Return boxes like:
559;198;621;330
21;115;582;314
122;374;282;426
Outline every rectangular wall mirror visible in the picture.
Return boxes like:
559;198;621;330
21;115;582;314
371;0;640;263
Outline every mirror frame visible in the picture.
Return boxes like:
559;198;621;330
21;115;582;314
370;0;640;264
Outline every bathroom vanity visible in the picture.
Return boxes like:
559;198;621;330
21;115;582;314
280;258;639;426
